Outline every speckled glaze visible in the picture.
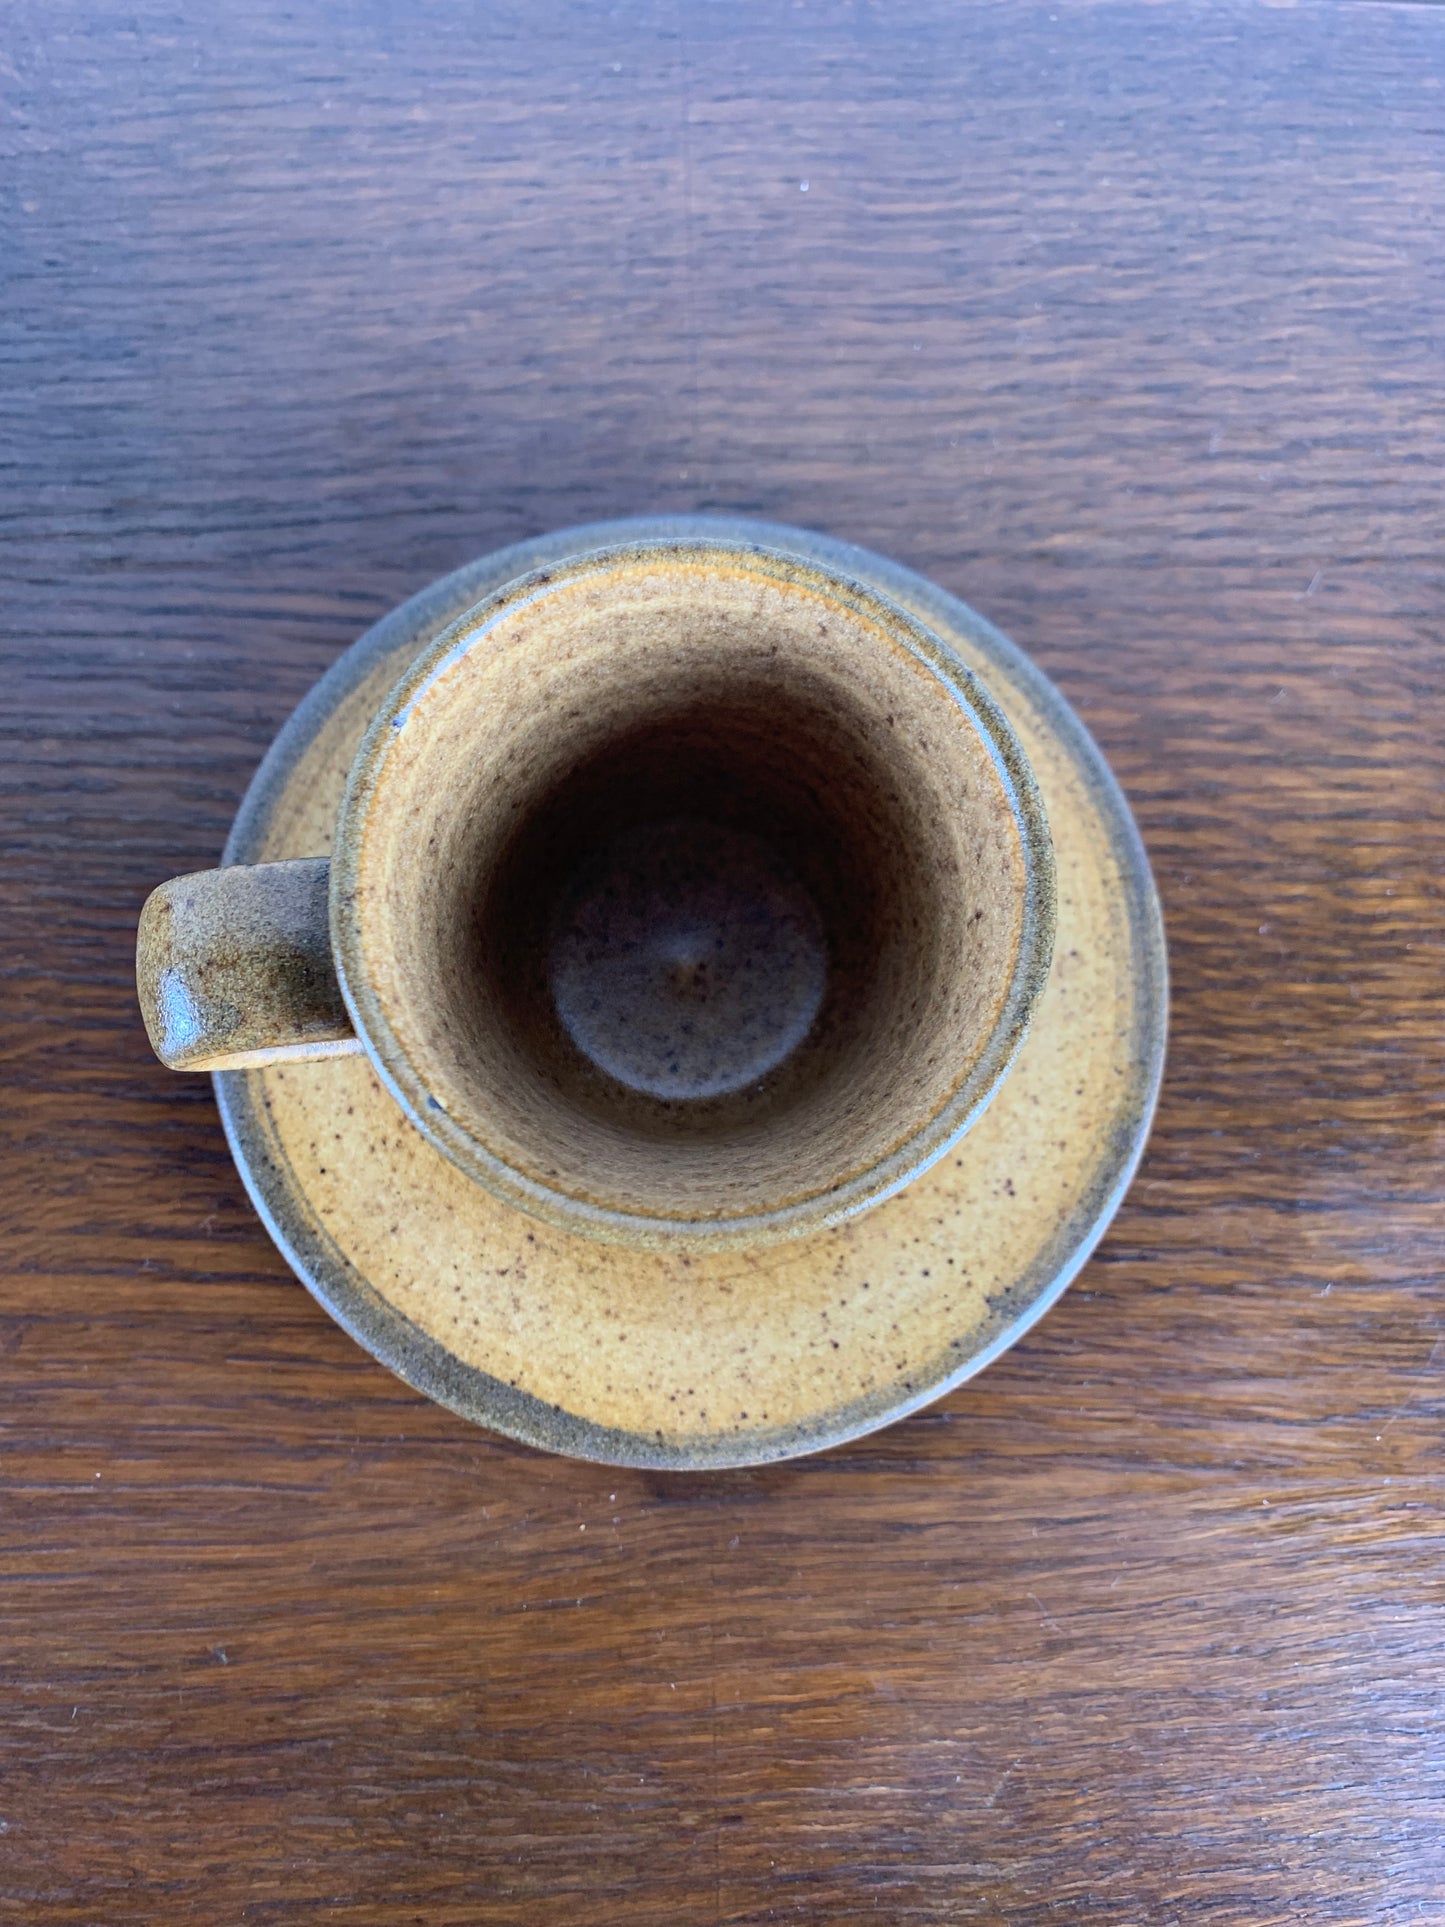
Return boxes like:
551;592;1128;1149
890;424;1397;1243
138;858;358;1071
329;542;1054;1248
214;517;1167;1469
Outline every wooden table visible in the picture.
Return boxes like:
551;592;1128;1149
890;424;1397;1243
4;2;1442;1918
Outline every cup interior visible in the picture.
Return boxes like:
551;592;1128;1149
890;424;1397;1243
333;545;1053;1245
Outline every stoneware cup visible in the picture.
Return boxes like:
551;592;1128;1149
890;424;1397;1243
138;540;1055;1252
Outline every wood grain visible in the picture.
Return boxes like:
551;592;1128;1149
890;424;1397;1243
3;0;1443;1919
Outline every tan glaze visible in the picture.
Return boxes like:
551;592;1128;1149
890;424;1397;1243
139;542;1055;1250
213;517;1166;1468
333;545;1054;1246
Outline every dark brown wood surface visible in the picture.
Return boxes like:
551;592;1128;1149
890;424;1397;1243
3;2;1443;1919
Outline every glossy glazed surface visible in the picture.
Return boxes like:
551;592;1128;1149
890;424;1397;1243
137;858;358;1070
218;517;1164;1465
329;541;1054;1245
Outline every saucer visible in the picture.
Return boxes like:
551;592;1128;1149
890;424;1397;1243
215;517;1167;1468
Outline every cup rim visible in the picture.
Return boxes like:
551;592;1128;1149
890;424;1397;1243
329;538;1057;1250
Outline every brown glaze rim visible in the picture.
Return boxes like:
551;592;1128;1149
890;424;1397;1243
327;540;1057;1250
215;516;1167;1468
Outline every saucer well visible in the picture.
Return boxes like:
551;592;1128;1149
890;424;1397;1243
215;516;1167;1468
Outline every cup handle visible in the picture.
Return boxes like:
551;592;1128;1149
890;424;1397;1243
136;857;362;1072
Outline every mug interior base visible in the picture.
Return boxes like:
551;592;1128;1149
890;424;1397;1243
548;815;828;1102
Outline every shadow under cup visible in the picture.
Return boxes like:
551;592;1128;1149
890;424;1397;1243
333;547;1053;1246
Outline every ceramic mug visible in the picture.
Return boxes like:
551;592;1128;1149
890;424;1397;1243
138;540;1055;1250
